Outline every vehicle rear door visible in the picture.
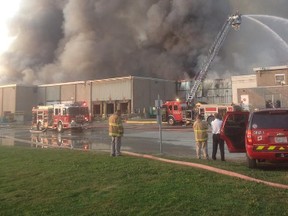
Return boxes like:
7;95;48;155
220;111;250;153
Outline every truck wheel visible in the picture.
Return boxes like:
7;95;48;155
207;116;215;125
57;122;64;133
247;155;257;169
168;117;175;125
57;134;62;145
37;122;43;131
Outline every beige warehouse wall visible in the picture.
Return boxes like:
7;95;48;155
91;78;132;101
231;75;256;104
61;85;76;102
3;87;16;113
0;85;38;122
76;83;89;102
46;86;61;103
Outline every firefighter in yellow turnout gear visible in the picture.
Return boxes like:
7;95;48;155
109;110;124;156
193;115;209;159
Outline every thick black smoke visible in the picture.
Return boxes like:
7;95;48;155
0;0;288;84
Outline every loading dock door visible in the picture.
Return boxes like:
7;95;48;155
120;102;128;114
93;104;101;116
107;103;114;115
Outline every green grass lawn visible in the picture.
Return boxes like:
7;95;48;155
0;145;288;216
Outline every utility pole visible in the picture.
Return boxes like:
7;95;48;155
156;95;163;154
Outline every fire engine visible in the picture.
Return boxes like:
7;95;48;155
162;100;233;125
161;100;192;125
31;102;90;133
194;103;234;124
162;12;242;125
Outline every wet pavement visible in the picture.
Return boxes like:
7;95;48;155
0;121;246;161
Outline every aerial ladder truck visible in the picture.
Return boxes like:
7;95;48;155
187;12;242;104
162;12;242;125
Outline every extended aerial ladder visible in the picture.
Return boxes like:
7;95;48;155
187;12;242;104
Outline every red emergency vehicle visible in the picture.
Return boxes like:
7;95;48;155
221;109;288;168
161;100;192;125
162;100;233;125
32;102;90;132
194;103;234;124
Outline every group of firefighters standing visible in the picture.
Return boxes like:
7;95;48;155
193;113;225;161
108;109;225;160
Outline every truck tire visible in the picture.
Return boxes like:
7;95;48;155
247;155;257;169
37;122;43;131
57;134;62;145
168;117;175;126
57;122;64;133
207;116;215;125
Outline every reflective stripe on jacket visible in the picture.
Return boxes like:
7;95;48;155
193;120;208;142
109;114;124;137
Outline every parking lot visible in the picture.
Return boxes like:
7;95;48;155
0;121;246;161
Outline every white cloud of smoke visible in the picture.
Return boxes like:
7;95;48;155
0;0;288;84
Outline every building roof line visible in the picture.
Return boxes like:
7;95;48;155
253;65;288;72
0;75;175;88
86;75;175;83
38;81;86;87
0;84;37;88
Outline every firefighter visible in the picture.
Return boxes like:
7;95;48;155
193;115;209;159
108;110;124;157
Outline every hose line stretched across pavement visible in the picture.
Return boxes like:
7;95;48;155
123;151;288;190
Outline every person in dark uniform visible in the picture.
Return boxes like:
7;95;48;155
211;113;225;161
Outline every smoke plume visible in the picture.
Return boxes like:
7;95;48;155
0;0;288;84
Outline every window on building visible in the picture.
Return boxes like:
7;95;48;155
177;81;192;91
265;100;273;108
62;108;67;115
54;108;60;115
275;100;281;108
275;74;285;85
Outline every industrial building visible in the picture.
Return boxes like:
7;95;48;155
234;65;288;110
0;76;176;122
0;84;37;122
1;65;287;122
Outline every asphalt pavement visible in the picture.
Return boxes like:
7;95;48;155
0;119;246;162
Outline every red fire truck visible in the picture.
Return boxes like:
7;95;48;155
161;100;192;125
162;100;234;125
32;102;90;132
161;13;242;126
194;103;234;124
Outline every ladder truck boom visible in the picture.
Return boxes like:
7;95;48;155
187;12;242;103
